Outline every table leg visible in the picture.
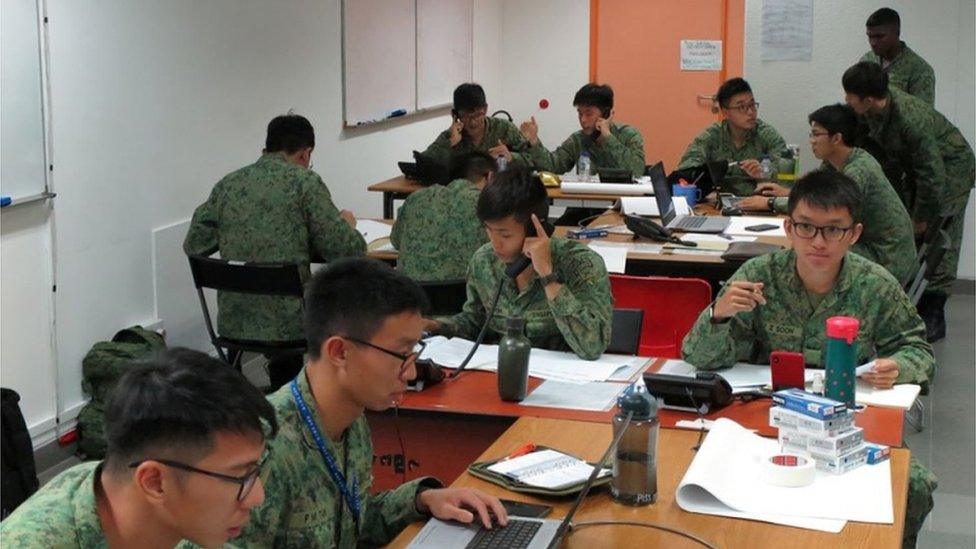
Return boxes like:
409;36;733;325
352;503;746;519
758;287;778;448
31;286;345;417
384;192;394;220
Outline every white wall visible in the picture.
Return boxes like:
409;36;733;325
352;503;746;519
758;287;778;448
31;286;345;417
742;0;976;279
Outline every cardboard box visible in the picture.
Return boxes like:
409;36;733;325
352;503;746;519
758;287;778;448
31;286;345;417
772;389;847;420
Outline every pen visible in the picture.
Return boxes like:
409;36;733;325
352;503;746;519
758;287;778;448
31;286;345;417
499;443;537;462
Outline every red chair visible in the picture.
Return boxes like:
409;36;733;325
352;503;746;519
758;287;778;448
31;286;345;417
609;275;712;358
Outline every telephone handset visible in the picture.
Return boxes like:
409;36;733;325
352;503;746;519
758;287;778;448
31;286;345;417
505;218;556;278
590;106;613;142
624;214;697;247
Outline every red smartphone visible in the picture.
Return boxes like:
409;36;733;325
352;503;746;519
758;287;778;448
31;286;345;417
770;351;805;391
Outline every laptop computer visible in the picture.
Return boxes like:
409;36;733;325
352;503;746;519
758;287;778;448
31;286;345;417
649;163;730;234
407;424;625;549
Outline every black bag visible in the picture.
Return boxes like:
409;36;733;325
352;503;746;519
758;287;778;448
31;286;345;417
1;388;40;519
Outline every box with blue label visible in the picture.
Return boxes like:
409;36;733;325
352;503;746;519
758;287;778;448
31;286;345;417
772;389;847;420
769;405;855;437
810;445;867;475
865;443;890;465
806;426;864;455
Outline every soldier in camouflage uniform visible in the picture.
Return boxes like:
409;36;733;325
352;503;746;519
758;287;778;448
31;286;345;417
390;151;496;282
422;83;532;171
0;349;278;549
520;83;646;178
843;62;975;341
681;171;937;548
677;78;790;196
184;114;366;386
859;8;936;105
237;259;506;548
428;168;613;360
740;104;916;284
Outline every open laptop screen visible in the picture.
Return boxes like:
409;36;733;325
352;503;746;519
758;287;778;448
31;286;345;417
648;162;676;225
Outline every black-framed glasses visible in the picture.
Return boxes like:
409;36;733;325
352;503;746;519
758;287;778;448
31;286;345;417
725;101;759;113
789;219;854;241
343;335;426;377
128;449;271;502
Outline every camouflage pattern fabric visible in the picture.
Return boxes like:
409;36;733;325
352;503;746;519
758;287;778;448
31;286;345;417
390;178;488;282
860;42;936;105
422;117;532;171
438;238;613;360
184;153;366;342
677;119;790;196
0;461;107;548
525;122;646;178
235;370;438;548
681;249;935;384
905;457;938;548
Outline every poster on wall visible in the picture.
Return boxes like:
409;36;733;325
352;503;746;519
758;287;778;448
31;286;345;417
680;40;722;71
761;0;813;61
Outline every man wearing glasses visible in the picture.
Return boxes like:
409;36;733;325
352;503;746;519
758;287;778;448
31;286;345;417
0;348;277;548
238;258;507;547
680;171;937;548
677;77;790;196
422;83;532;172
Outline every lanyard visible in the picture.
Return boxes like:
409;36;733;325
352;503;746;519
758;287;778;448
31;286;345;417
290;379;361;523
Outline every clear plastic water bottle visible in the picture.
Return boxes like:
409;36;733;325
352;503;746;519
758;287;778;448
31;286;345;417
577;151;593;180
611;386;658;506
495;155;508;172
760;155;773;181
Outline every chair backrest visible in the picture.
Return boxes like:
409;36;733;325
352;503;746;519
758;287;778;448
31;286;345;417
415;279;468;317
908;230;951;306
187;255;304;296
608;308;644;355
903;214;954;290
609;275;712;358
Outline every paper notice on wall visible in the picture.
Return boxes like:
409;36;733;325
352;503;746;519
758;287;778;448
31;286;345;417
680;40;723;71
761;0;813;61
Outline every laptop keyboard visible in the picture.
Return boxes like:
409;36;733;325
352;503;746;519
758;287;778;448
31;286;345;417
465;519;543;549
674;216;707;229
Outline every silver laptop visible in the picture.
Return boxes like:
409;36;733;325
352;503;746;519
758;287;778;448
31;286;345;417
648;163;730;234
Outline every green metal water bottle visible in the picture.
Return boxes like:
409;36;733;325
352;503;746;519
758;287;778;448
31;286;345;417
825;316;859;407
497;318;531;401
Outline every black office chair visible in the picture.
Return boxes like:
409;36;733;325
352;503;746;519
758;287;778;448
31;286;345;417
187;255;307;372
608;308;644;355
415;279;468;317
905;229;951;307
902;214;953;290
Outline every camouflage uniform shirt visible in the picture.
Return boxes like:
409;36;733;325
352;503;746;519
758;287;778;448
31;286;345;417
682;249;934;384
184;153;366;341
0;461;106;549
390;178;487;281
526;122;646;178
236;369;440;548
422;117;532;170
439;238;613;360
677;119;790;196
860;42;936;105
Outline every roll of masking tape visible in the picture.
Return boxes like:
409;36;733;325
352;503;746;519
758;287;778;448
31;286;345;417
761;453;815;487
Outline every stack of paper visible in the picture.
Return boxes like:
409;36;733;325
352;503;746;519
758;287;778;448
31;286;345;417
519;380;626;411
676;418;893;532
356;219;393;244
487;449;610;489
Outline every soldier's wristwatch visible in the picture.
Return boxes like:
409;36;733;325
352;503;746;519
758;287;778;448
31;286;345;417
539;272;561;287
768;197;776;212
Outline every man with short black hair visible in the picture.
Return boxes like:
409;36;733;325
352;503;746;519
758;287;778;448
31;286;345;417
521;83;646;178
843;61;975;341
859;7;935;105
681;171;936;548
185;113;366;388
739;103;916;283
391;151;498;281
238;258;507;547
423;83;531;171
426;168;613;359
678;77;790;196
0;349;278;548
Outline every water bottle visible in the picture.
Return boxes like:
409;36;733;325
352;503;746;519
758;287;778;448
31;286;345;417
577;151;593;180
825;316;859;407
760;155;773;181
497;318;531;401
495;155;508;172
611;386;658;506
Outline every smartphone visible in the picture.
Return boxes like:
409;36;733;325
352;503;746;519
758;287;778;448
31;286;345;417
770;351;805;391
745;223;779;232
499;499;552;519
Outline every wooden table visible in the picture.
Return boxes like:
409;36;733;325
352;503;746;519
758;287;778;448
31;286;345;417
369;175;631;219
388;417;908;549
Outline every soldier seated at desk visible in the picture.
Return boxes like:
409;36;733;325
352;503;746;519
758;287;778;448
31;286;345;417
681;170;937;548
425;167;613;360
391;151;497;282
0;348;278;549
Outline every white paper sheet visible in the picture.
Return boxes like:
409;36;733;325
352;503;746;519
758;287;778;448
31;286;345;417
615;197;658;216
356;219;393;243
854;381;920;410
487;449;610;489
672;196;691;216
723;216;787;237
520;380;625;411
676;418;893;531
761;0;814;62
560;182;655;196
589;244;628;273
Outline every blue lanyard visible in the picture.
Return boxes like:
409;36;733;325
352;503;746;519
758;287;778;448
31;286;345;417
290;379;361;522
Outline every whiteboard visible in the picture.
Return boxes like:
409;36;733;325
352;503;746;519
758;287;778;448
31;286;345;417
342;0;473;126
1;0;48;199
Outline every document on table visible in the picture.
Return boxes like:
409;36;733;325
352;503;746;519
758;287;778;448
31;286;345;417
487;449;610;489
520;380;626;411
723;216;787;237
356;219;393;243
419;336;647;384
589;244;628;273
615;197;658;216
676;418;892;531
